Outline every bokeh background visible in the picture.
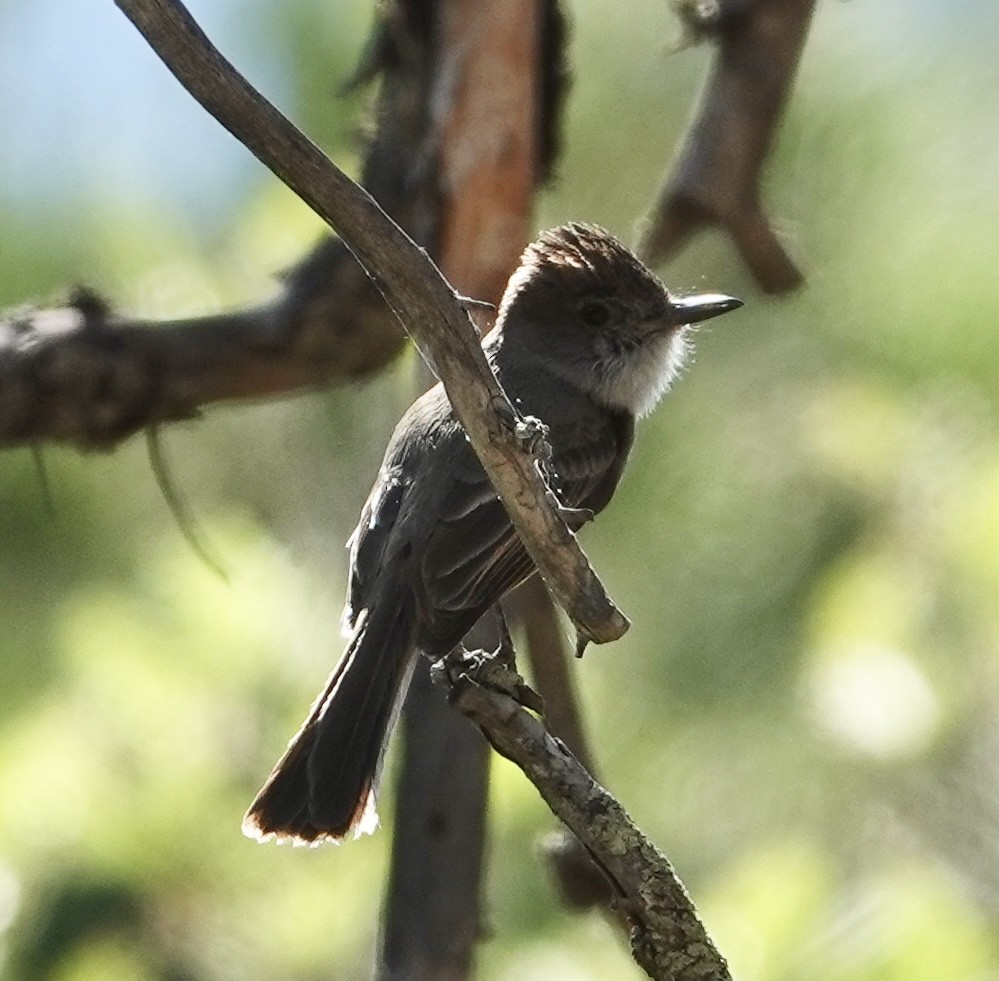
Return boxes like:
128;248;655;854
3;0;999;978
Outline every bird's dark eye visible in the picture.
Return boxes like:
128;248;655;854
578;300;612;328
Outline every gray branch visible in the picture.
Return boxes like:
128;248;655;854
434;648;732;981
112;0;626;646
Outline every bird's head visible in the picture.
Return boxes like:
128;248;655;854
496;223;741;416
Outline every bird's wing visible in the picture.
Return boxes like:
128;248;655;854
343;470;407;633
546;407;634;521
420;407;633;632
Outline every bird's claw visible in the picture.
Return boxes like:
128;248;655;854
432;646;544;714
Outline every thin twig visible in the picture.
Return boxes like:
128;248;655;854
145;426;228;581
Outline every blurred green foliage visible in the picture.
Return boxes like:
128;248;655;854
3;0;999;978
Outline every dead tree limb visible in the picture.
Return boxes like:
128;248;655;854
434;646;732;981
638;0;816;293
0;8;448;450
508;577;618;911
0;280;399;449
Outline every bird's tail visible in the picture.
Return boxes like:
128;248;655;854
242;596;418;845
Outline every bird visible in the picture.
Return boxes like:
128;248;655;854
243;222;741;844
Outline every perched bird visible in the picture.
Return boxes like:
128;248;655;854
243;222;741;844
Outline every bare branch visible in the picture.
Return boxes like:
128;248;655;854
112;0;626;644
0;270;401;449
506;576;623;911
435;648;732;981
639;0;816;294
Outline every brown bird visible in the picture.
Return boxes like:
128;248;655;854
243;222;741;844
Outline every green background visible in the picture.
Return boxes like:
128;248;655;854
3;1;999;978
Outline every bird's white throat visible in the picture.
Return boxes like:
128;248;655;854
592;328;690;418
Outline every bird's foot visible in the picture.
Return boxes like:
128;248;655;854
431;645;544;715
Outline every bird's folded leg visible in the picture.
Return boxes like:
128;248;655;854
548;493;595;530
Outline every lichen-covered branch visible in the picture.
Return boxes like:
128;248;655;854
507;576;618;910
435;648;731;981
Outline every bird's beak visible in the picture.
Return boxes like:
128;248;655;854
670;292;743;326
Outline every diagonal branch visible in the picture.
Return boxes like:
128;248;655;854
508;577;620;910
434;647;731;981
112;0;627;646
